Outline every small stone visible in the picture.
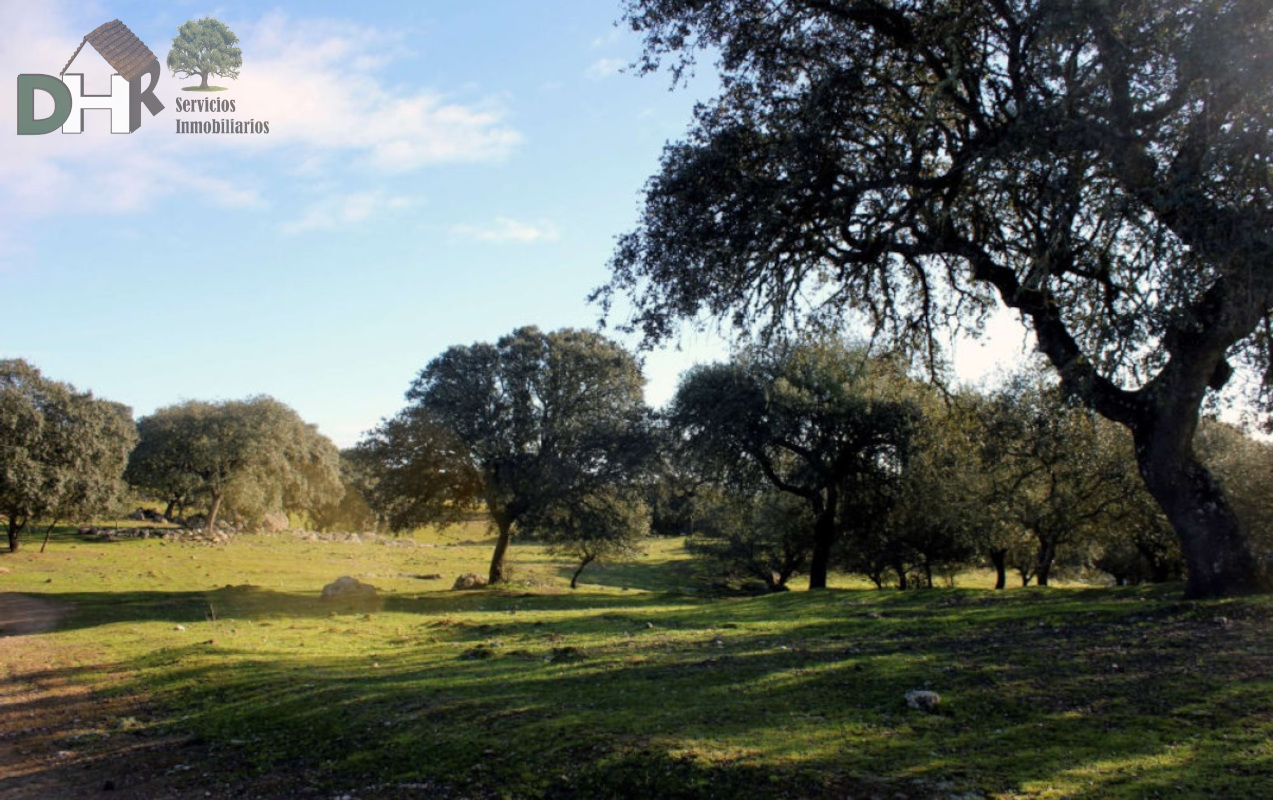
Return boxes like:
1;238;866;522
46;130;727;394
905;690;942;712
174;625;186;631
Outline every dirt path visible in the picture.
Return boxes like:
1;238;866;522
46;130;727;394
0;592;66;636
0;594;303;799
0;595;198;799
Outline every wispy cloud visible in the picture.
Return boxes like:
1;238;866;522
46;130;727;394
585;57;625;81
217;12;522;171
281;190;415;235
451;217;560;244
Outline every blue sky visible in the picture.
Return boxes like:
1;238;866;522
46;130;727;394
0;0;1034;446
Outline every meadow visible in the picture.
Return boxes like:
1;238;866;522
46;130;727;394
1;524;1269;799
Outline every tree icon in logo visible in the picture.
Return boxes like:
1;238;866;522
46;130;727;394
166;16;241;92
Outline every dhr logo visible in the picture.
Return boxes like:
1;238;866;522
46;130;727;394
17;20;164;135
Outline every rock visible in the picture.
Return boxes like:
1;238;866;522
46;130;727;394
452;573;488;590
321;576;379;600
174;625;186;631
259;512;290;533
905;690;942;712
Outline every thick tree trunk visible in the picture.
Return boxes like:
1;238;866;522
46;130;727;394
807;508;836;590
894;564;908;590
1135;426;1263;598
990;549;1008;590
199;71;209;89
163;498;177;520
1036;541;1055;588
7;517;20;553
488;518;513;585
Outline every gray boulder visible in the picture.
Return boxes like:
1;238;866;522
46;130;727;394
321;576;378;600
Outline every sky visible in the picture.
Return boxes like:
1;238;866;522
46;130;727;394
0;0;1035;447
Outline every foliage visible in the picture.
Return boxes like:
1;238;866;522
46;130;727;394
308;449;382;533
541;488;651;589
669;340;919;589
977;372;1141;586
166;16;242;89
358;326;652;583
1196;420;1273;567
127;397;341;531
602;0;1273;597
0;359;136;551
686;486;812;592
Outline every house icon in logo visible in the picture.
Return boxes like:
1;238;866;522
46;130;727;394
17;18;164;135
61;20;160;84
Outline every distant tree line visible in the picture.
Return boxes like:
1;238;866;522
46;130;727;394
4;336;1271;602
0;358;352;552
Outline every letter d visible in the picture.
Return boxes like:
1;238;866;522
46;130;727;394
17;74;71;135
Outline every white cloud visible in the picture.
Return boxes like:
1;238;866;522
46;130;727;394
451;217;560;244
210;12;522;171
585;58;625;81
281;190;416;235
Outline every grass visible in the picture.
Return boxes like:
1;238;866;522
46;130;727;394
181;86;229;92
2;524;1270;798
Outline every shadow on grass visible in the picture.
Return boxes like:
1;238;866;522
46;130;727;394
561;554;702;593
10;585;1271;799
16;584;708;633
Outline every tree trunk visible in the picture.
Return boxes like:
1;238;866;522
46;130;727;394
163;498;177;520
570;554;595;590
894;564;908;590
7;516;20;553
1036;541;1055;587
1137;439;1263;598
990;549;1008;590
807;508;836;590
206;492;223;533
199;71;209;89
488;518;513;585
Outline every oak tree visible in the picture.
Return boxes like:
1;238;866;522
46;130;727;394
0;360;136;552
359;327;651;584
167;17;242;90
601;0;1273;597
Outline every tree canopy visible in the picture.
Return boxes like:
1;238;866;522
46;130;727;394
358;326;653;584
127;397;341;531
0;359;136;552
167;16;242;89
669;341;919;589
600;0;1273;597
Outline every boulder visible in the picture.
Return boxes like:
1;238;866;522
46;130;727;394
259;512;290;533
321;576;378;600
452;573;487;590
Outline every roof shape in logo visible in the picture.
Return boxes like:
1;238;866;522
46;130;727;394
61;20;158;82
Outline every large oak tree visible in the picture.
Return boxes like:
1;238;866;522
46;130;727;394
127;397;341;531
669;342;919;589
599;0;1273;597
358;327;652;584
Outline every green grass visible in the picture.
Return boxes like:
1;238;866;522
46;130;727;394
2;526;1270;798
181;86;229;92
